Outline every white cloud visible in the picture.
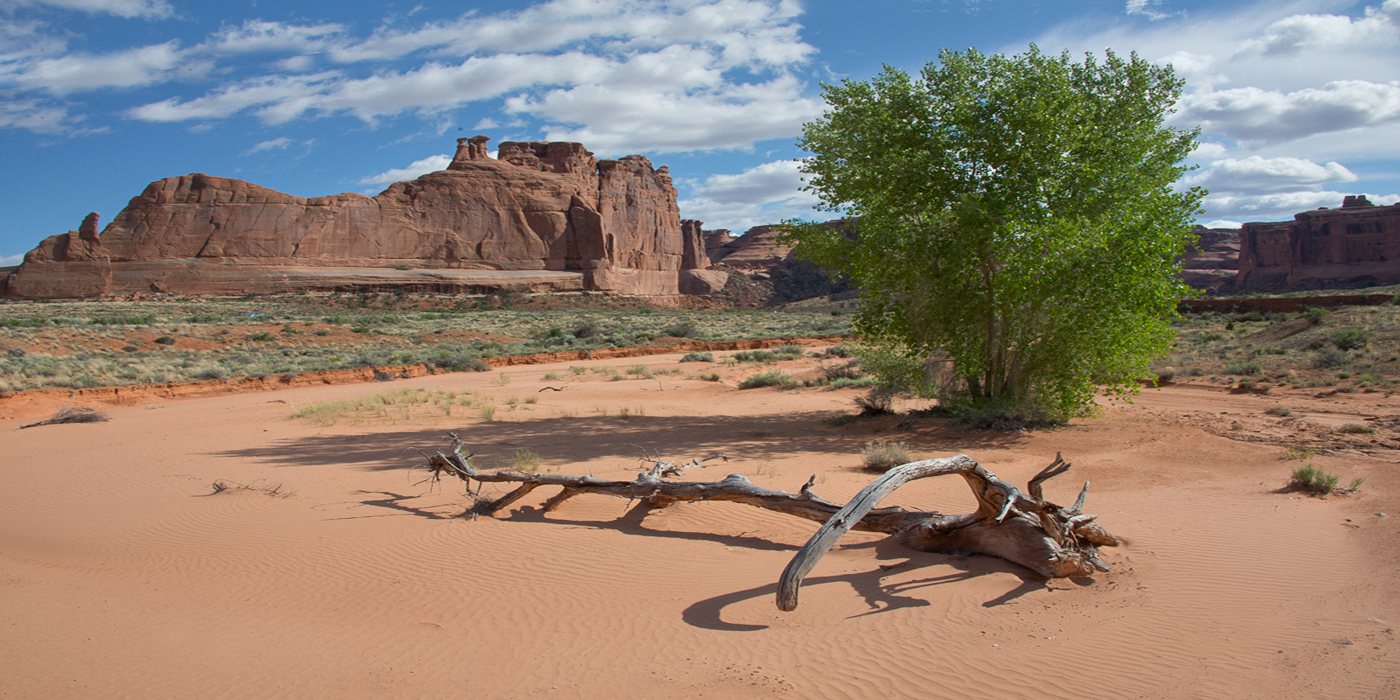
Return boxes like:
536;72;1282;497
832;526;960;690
0;96;76;133
201;20;345;55
0;252;25;266
4;41;204;93
516;74;822;155
1236;3;1400;56
1203;190;1400;220
1190;141;1230;159
1200;219;1243;229
0;0;172;20
1126;0;1179;22
359;153;451;188
1183;156;1357;193
677;159;819;230
241;137;292;156
1174;80;1400;145
328;0;812;69
126;72;342;122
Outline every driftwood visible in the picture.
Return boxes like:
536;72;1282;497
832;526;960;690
20;407;109;429
417;435;1120;611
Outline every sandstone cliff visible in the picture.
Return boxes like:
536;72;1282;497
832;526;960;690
5;136;719;299
1237;196;1400;290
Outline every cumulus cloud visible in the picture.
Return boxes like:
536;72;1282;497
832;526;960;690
1183;156;1358;193
517;73;821;155
0;0;172;19
1174;80;1400;145
677;159;819;231
358;153;451;188
1203;190;1400;220
1236;2;1400;56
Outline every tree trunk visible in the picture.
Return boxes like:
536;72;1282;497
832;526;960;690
417;435;1120;612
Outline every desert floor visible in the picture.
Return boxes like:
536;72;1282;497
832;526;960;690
2;349;1398;699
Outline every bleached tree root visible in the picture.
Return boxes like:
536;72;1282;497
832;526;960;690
417;436;1120;611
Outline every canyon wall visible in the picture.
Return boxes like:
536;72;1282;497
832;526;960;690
4;136;715;299
1236;196;1400;290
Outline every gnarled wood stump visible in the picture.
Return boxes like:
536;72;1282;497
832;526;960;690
417;435;1120;611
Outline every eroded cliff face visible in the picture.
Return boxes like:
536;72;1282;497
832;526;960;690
1237;196;1400;290
5;137;704;298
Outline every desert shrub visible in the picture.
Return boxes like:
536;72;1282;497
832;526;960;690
1312;346;1347;369
1331;329;1367;350
862;439;914;471
733;350;776;363
1338;422;1375;434
194;366;228;381
625;364;653;377
1265;406;1293;417
509;449;542;473
153;335;176;345
572;317;603;339
679;351;713;363
1289;464;1339;494
739;369;795;389
0;317;47;328
246;331;275;342
434;355;491;373
823;414;859;426
1224;361;1261;376
827;376;878;391
695;371;722;382
821;345;853;358
773;344;805;359
1304;307;1328;325
542;372;560;381
854;391;894;416
663;320;701;338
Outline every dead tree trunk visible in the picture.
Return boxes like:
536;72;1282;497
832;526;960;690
417;435;1120;611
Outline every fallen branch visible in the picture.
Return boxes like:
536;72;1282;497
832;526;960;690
20;407;109;429
415;436;1120;611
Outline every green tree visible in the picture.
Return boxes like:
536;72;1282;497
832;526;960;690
784;46;1204;422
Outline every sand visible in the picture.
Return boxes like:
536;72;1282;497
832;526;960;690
2;351;1398;699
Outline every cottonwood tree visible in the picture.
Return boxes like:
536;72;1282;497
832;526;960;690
784;46;1205;421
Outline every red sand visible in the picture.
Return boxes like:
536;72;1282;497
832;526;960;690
2;351;1397;699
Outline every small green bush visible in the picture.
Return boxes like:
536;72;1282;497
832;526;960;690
733;350;776;364
1224;361;1261;376
696;371;722;382
739;369;795;389
1338;422;1375;434
679;351;713;363
663;320;700;338
1289;464;1339;494
861;439;914;471
1331;329;1367;350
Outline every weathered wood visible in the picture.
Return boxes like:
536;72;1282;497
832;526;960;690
415;436;1120;611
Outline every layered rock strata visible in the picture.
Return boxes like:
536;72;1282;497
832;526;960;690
5;137;716;299
1237;196;1400;289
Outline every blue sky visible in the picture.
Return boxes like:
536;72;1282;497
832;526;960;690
3;0;1399;265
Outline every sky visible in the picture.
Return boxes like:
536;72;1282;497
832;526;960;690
2;0;1399;266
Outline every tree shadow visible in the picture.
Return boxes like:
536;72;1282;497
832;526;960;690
682;539;1045;632
209;410;1030;475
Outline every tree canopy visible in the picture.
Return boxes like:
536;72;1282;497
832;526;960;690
784;46;1204;421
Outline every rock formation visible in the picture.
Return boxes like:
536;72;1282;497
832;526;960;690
1179;226;1239;292
1236;196;1400;290
4;137;723;299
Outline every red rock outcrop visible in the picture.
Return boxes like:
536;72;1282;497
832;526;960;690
4;137;709;299
1180;226;1239;292
1236;196;1400;289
